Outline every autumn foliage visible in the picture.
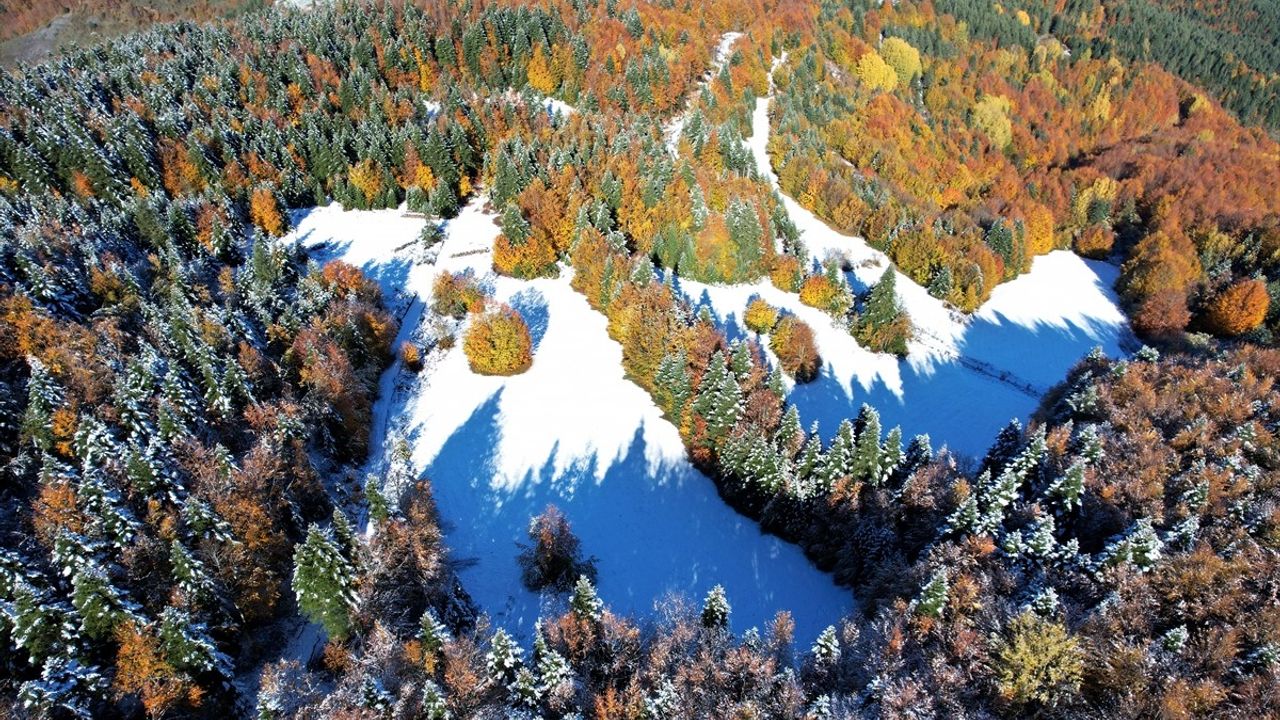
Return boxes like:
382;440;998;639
744;297;780;334
1203;279;1269;336
463;305;533;376
769;315;821;382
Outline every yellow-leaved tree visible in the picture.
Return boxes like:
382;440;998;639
880;37;922;87
855;50;899;92
464;306;534;375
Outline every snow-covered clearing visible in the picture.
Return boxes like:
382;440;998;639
664;31;743;154
289;198;852;643
693;53;1136;457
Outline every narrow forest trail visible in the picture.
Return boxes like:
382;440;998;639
664;31;743;155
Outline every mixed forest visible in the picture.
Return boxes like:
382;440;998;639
0;0;1277;717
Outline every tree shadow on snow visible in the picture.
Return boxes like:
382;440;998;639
421;388;851;642
509;288;550;352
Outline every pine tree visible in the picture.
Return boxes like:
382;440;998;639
851;405;883;484
70;563;128;641
569;575;603;621
485;628;524;683
700;585;731;629
292;525;358;641
158;606;230;677
914;570;949;619
653;351;692;419
811;625;841;666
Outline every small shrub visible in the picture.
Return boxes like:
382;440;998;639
431;271;486;319
744;298;779;334
770;315;821;382
518;505;595;592
463;306;533;376
400;342;423;372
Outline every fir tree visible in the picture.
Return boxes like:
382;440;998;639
691;351;741;443
700;584;731;629
569;575;603;621
653;351;692;419
292;525;358;641
1046;461;1085;513
486;628;524;683
70;563;128;641
811;625;841;666
851;404;883;484
158;606;230;677
914;570;949;619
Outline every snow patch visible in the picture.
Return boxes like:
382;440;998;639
717;53;1136;457
288;198;852;643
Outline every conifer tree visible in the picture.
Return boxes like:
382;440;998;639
851;405;883;484
570;575;603;622
700;585;731;629
486;628;524;683
292;525;358;641
914;570;949;619
811;625;841;666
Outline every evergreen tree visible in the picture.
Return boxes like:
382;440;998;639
700;585;731;629
823;419;857;484
292;525;358;641
485;628;524;683
879;426;904;485
653;351;692;419
914;570;949;619
851;405;883;484
419;609;451;658
158;606;230;677
534;627;572;699
811;625;841;666
70;564;128;641
1046;461;1085;513
691;351;741;443
569;575;603;621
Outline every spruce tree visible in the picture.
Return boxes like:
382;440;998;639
811;625;841;666
700;585;731;629
914;570;949;618
851;405;883;484
292;525;358;641
569;575;603;621
485;628;524;683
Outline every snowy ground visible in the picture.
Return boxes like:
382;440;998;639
696;52;1137;458
290;198;852;643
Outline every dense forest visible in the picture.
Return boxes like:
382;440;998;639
0;0;1278;717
